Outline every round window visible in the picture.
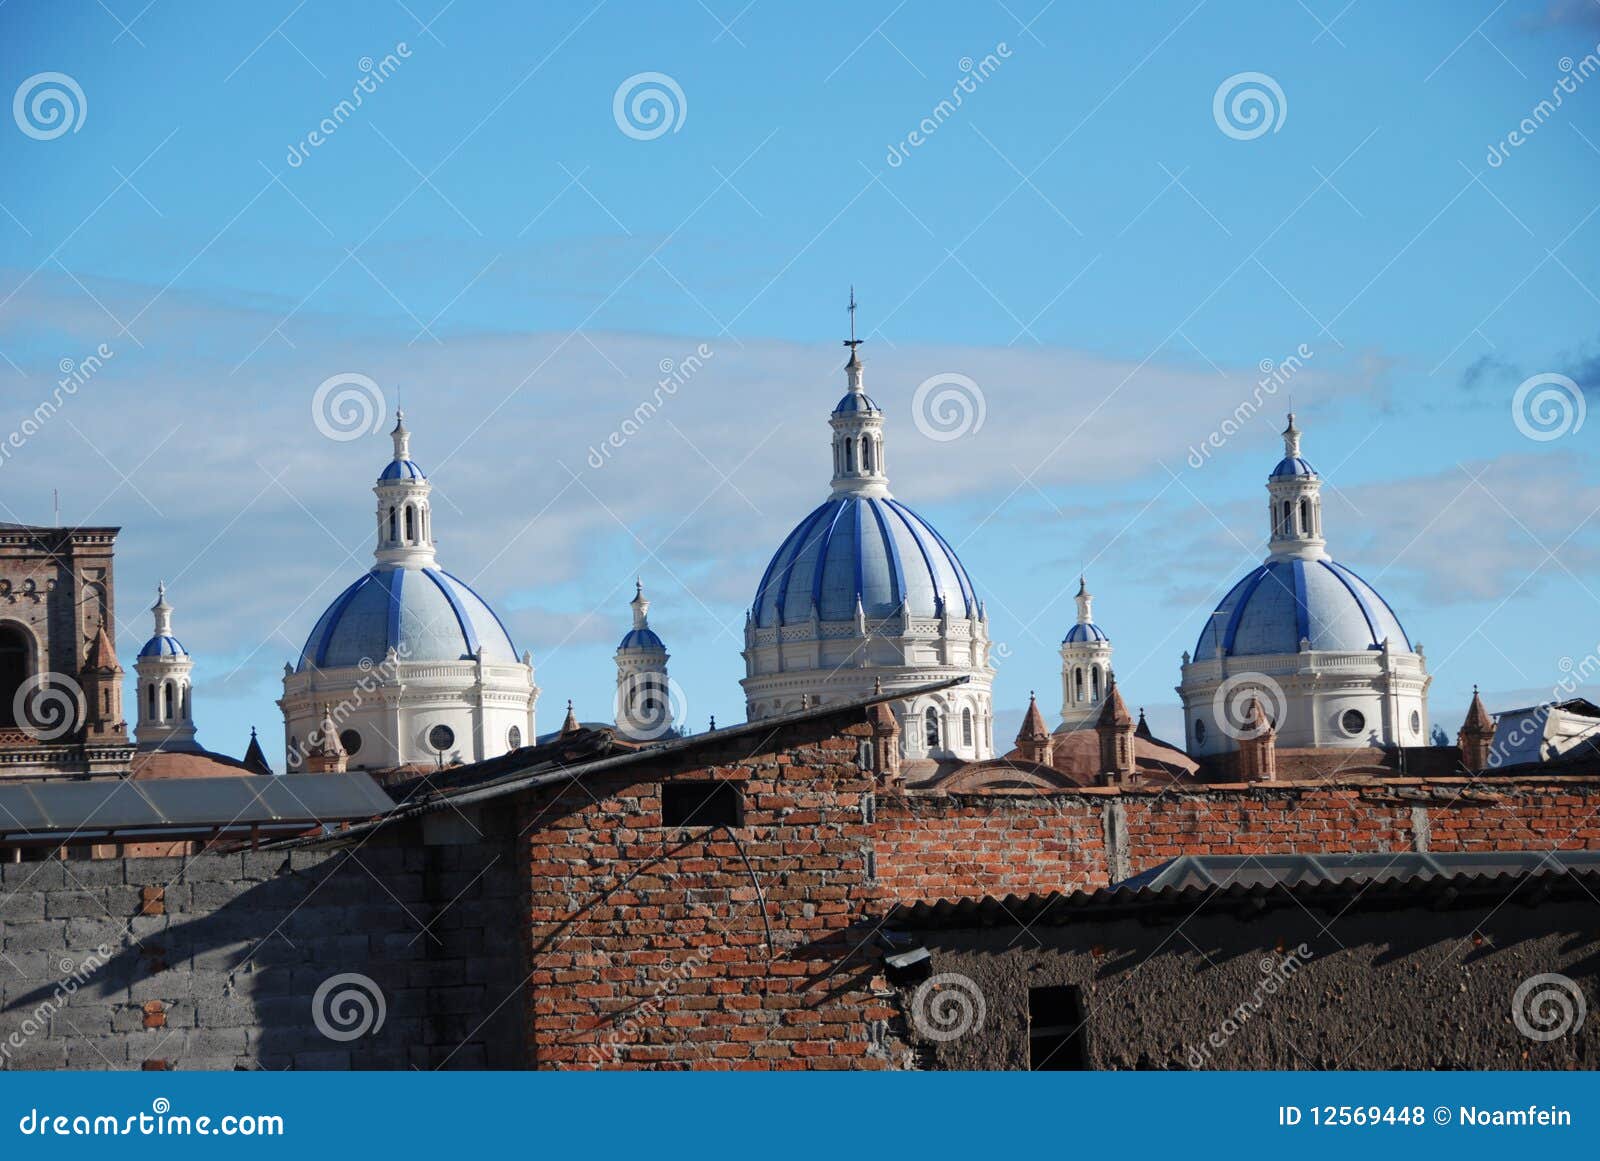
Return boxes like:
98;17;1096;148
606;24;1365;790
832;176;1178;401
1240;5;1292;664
1410;710;1421;735
339;729;363;756
1194;719;1207;744
427;724;456;753
1341;709;1366;736
507;725;522;750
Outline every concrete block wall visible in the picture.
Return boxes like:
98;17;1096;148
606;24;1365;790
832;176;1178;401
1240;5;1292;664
0;833;525;1070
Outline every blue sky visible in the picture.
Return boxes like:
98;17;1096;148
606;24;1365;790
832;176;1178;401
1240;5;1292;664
0;0;1597;764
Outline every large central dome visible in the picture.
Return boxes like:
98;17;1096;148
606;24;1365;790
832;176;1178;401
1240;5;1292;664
297;566;519;671
751;495;977;628
741;305;996;762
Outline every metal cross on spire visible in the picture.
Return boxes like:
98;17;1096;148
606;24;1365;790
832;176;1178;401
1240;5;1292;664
843;285;862;352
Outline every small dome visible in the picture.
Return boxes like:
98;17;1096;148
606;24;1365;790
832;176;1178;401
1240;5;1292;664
1195;558;1410;659
138;635;188;658
1270;455;1317;478
832;390;880;414
752;495;977;627
299;566;518;671
1063;622;1109;644
379;458;427;481
618;627;665;651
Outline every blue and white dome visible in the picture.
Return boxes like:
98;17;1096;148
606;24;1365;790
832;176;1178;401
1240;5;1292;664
379;458;427;481
139;634;188;658
618;627;665;651
297;567;519;672
1063;621;1108;644
1270;454;1317;478
752;495;977;628
1194;558;1410;659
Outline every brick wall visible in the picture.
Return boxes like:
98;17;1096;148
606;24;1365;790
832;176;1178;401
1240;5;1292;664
875;780;1600;904
0;831;524;1070
518;712;899;1069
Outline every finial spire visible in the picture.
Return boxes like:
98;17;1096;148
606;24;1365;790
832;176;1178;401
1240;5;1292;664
630;579;650;630
1283;411;1301;459
151;581;174;637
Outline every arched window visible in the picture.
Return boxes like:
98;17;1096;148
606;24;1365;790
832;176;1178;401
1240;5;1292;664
863;438;875;472
845;439;855;472
405;505;416;542
1092;667;1101;700
146;683;156;720
181;684;190;720
923;707;939;750
388;507;398;542
0;624;27;728
1300;497;1311;536
161;682;172;719
962;707;973;747
1074;667;1084;700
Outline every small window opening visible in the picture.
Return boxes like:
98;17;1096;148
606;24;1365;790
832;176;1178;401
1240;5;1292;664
661;781;744;828
1029;985;1089;1070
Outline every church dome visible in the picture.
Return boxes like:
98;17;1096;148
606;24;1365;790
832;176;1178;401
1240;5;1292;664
138;634;188;658
1194;558;1410;660
1063;621;1108;644
297;567;518;672
618;626;665;651
379;458;427;481
751;495;977;628
1270;454;1317;478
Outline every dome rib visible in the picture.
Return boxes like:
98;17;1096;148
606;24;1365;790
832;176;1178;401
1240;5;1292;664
899;499;977;616
310;573;376;668
864;497;906;611
423;566;479;656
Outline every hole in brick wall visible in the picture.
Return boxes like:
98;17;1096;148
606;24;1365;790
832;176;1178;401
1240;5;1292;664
1028;985;1089;1071
660;781;743;828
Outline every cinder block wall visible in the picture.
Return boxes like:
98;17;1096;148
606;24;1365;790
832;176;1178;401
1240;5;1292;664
0;834;524;1070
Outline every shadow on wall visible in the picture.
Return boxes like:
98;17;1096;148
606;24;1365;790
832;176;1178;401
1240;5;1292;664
0;836;525;1071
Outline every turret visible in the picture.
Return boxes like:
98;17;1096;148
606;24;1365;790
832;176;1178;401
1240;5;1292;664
134;583;194;749
1060;575;1113;730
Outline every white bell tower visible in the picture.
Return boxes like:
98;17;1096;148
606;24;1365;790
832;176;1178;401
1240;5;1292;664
135;582;198;750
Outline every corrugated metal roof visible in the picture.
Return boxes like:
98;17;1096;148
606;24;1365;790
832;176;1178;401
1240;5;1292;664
0;773;393;838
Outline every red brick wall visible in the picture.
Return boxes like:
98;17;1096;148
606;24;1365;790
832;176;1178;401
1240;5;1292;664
873;793;1108;902
518;714;897;1070
874;781;1600;904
